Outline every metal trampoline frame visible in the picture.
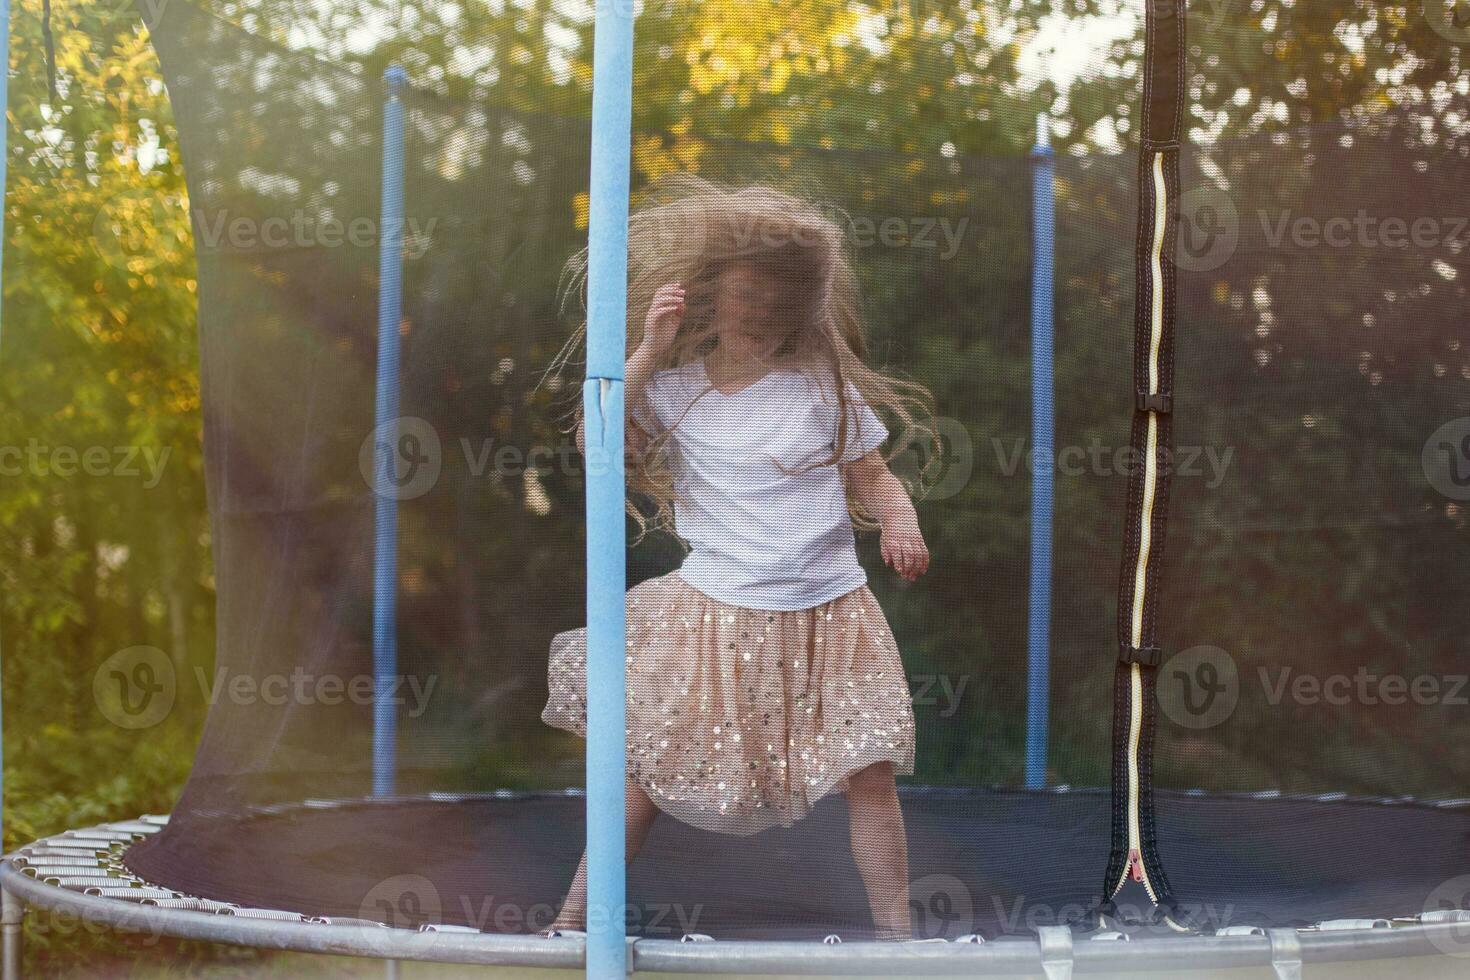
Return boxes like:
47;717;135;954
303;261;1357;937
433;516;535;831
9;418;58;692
4;813;1470;978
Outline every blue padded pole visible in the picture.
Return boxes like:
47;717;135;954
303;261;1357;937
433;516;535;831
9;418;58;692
1026;114;1056;791
584;0;634;974
373;65;407;799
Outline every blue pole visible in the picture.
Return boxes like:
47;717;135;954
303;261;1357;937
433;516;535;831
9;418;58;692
1026;114;1056;791
584;0;634;973
373;65;407;799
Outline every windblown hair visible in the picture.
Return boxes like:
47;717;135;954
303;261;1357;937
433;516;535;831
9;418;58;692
550;176;937;541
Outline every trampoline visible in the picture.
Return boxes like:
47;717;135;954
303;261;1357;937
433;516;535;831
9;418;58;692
3;0;1470;976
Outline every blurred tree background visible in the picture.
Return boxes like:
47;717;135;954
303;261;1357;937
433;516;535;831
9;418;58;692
2;0;1467;971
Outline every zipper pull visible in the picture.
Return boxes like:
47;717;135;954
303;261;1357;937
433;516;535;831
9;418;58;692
1127;849;1145;883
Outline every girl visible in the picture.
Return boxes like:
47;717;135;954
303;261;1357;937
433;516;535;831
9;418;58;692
542;179;935;941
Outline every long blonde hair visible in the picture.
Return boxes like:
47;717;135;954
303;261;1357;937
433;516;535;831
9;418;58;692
551;176;937;541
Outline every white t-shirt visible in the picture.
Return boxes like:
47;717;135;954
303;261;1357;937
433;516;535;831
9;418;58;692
636;361;888;610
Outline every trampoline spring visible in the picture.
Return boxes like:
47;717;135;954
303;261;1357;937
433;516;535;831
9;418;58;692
954;934;986;944
1421;909;1470;923
140;899;239;913
102;821;164;836
19;847;107;859
418;923;480;934
76;887;183;901
138;815;170;826
47;876;137;889
1215;925;1268;937
61;832;137;845
229;908;309;922
19;858;104;869
1313;919;1391;931
678;933;714;943
307;916;385;927
1089;931;1130;942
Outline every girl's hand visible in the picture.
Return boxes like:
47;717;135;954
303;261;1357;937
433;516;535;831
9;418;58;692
640;283;685;358
880;518;930;582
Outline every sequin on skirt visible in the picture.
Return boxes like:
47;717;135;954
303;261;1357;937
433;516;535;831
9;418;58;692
542;572;916;836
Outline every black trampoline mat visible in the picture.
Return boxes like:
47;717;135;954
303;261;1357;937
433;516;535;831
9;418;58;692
123;787;1470;941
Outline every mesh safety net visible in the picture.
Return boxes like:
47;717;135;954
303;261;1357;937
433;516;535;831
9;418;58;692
122;0;1470;942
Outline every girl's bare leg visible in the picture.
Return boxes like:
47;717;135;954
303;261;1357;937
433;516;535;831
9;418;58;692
548;779;660;932
845;762;912;941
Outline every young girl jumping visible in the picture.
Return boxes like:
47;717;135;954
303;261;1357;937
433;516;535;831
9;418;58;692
542;179;935;941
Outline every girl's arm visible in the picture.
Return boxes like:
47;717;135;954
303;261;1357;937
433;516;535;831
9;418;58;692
846;451;930;582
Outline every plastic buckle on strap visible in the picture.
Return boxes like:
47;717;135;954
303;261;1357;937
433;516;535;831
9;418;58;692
1135;391;1173;414
1120;644;1163;667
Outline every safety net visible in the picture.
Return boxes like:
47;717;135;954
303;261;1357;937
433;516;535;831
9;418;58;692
123;0;1470;943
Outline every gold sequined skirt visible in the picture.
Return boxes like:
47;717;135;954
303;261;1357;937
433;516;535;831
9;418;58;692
542;572;916;836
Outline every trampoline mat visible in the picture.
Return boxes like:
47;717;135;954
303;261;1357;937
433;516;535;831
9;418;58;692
124;788;1470;941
